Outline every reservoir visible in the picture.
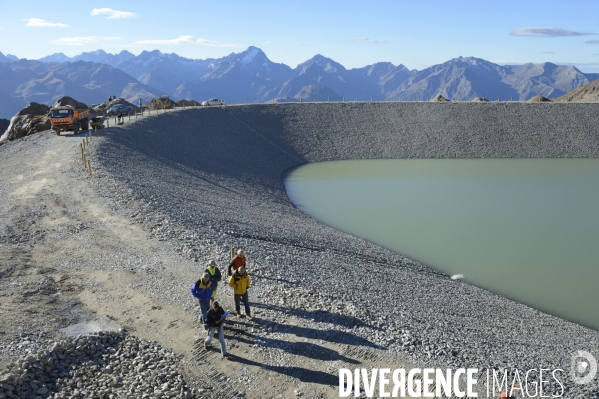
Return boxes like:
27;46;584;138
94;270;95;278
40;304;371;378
283;159;599;330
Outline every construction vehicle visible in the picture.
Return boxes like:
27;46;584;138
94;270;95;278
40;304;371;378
148;95;176;110
89;116;105;129
49;105;90;135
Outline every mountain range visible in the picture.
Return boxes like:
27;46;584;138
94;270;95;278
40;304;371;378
0;47;598;118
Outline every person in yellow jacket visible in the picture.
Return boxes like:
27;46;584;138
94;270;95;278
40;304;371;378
228;266;252;320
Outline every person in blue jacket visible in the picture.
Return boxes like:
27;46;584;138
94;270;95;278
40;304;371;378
190;272;213;329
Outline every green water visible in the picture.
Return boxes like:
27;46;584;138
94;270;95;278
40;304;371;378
283;159;599;330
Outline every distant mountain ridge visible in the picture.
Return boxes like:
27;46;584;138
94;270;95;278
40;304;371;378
0;59;164;118
39;49;135;68
0;46;598;118
0;51;19;63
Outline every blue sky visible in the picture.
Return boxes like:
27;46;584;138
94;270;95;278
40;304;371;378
1;1;599;71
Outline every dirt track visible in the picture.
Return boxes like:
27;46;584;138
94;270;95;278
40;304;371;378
0;121;414;398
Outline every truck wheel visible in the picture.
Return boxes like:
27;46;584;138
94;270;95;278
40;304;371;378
82;118;89;131
73;123;79;134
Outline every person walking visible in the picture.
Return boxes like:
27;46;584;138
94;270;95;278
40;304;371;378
499;383;519;398
228;266;251;320
204;260;222;307
204;301;229;359
228;249;246;276
190;272;213;329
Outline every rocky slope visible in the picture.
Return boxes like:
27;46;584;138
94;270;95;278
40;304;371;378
553;77;599;102
0;102;50;145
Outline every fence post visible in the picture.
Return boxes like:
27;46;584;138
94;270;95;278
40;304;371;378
87;160;92;176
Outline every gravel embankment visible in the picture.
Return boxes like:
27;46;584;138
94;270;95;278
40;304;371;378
2;102;599;398
82;103;599;397
0;331;193;398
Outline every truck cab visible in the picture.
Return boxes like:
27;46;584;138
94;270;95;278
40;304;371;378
50;105;90;134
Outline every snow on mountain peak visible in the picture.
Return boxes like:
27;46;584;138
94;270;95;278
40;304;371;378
241;47;261;65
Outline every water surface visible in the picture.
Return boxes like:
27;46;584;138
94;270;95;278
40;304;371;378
284;159;599;330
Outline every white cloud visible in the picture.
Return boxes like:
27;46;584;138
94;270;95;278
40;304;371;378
24;18;68;28
343;37;386;44
54;36;122;46
585;40;599;45
90;8;137;19
510;27;595;37
132;35;240;47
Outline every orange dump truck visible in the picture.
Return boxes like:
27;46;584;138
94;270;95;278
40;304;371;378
49;105;90;134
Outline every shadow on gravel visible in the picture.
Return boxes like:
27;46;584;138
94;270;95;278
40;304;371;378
257;336;361;364
229;355;338;386
99;108;306;191
251;302;383;332
281;325;384;350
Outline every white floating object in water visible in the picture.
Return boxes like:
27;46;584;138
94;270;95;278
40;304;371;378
451;274;465;280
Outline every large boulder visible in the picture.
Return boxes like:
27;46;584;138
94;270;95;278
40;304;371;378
0;102;51;145
527;95;552;103
175;99;201;107
54;96;88;109
430;94;450;102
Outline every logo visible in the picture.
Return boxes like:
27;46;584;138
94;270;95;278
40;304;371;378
571;350;597;384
